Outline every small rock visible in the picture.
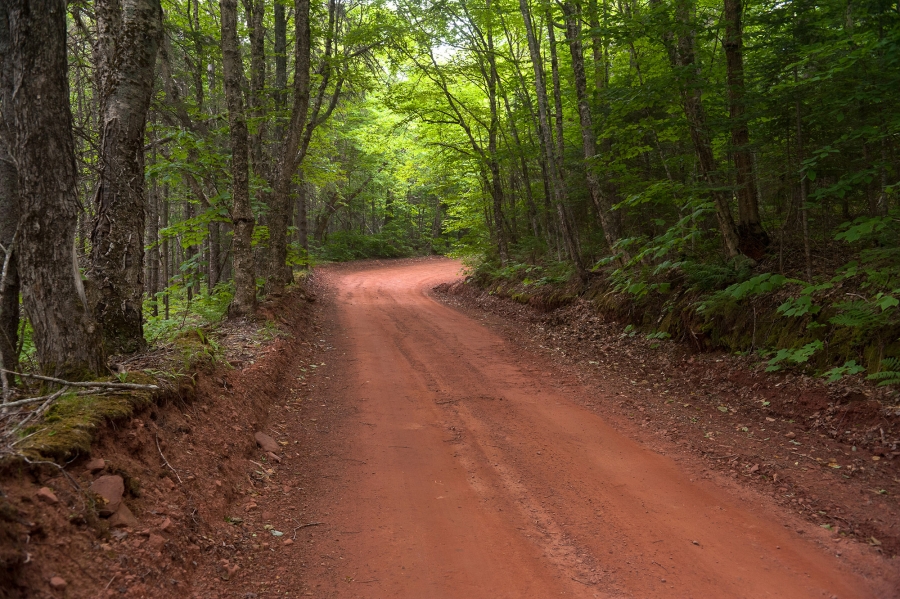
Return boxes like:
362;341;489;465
49;576;67;589
254;432;279;453
691;540;700;546
91;475;124;517
109;504;139;528
148;533;166;551
245;502;258;511
160;518;172;532
86;458;106;473
749;464;760;474
283;538;294;546
161;477;176;491
785;432;796;439
266;451;282;464
36;487;59;505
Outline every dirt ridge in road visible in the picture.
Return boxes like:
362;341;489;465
434;276;900;560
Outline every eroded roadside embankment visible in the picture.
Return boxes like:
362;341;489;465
0;279;323;598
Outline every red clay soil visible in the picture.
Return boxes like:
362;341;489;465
2;257;899;598
217;257;897;598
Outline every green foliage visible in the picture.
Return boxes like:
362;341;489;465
868;357;900;387
821;360;866;383
316;227;417;262
765;341;824;372
144;282;235;345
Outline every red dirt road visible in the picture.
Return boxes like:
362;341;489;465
272;259;890;598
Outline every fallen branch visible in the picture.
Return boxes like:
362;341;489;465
1;387;68;440
1;388;107;409
1;370;158;391
155;434;182;484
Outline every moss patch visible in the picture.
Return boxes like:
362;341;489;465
17;382;156;462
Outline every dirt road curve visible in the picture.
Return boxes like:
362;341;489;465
286;259;884;598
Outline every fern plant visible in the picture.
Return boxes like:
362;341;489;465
868;357;900;387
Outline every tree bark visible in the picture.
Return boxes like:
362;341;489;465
664;0;741;258
89;0;162;354
221;0;256;316
561;0;621;253
9;0;104;377
247;0;266;174
724;0;768;259
267;0;312;295
0;0;20;388
146;171;160;316
518;0;585;274
296;179;309;257
161;187;170;320
483;0;508;263
545;8;565;165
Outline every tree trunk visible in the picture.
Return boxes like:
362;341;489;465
247;0;266;175
267;0;312;295
296;180;309;257
147;171;160;317
274;0;287;107
0;1;20;390
484;2;508;263
561;0;621;253
161;185;170;320
665;0;741;258
724;0;768;259
545;8;565;165
221;0;256;316
9;0;104;377
519;0;585;274
89;0;162;355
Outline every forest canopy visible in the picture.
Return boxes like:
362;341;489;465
0;0;898;387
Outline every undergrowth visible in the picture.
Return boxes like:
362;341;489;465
470;210;900;389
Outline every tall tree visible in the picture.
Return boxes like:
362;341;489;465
723;0;768;258
89;0;163;354
662;0;742;258
9;0;104;377
0;0;20;393
221;0;256;316
267;0;313;295
518;0;584;272
560;0;621;253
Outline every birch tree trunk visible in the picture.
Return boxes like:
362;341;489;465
9;0;104;377
89;0;162;354
221;0;256;316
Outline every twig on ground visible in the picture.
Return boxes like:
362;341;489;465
0;370;158;391
1;388;108;409
1;387;68;439
292;519;324;539
155;434;182;483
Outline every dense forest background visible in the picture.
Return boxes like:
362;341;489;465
0;0;898;390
